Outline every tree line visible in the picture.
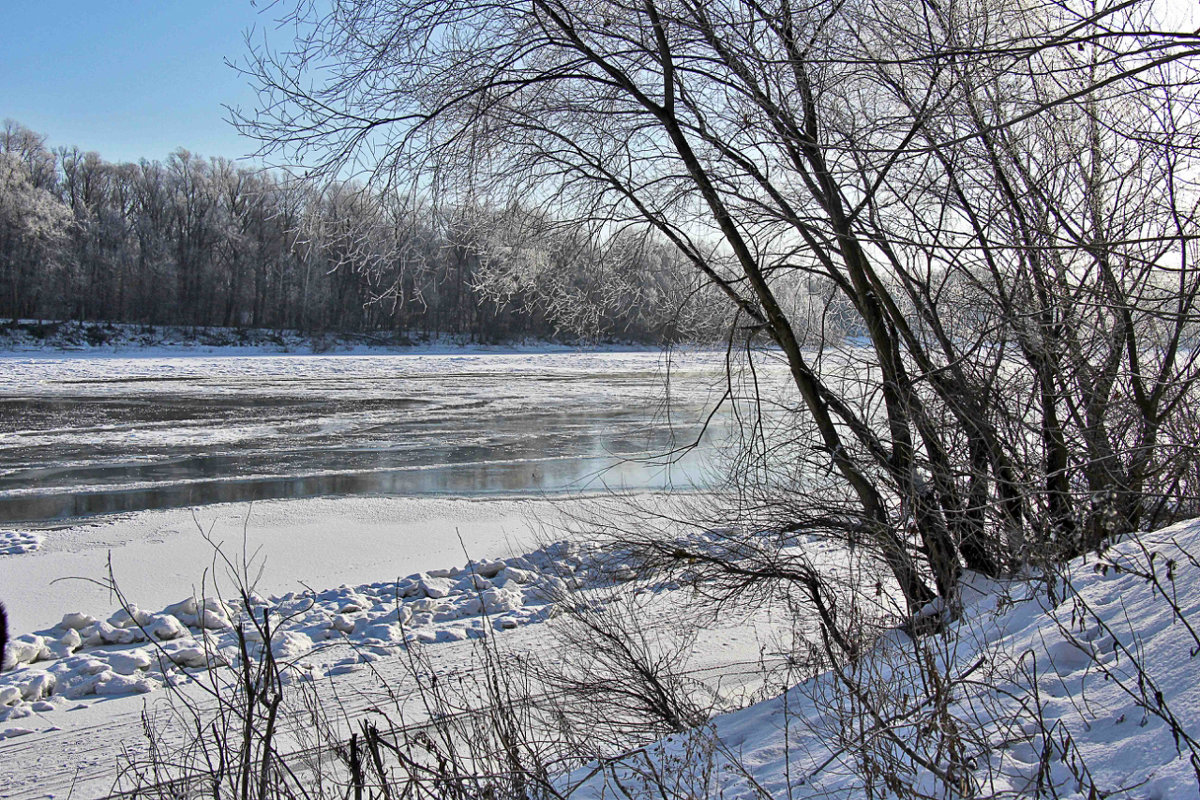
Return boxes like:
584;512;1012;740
0;120;715;342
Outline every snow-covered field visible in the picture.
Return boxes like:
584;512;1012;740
0;496;576;634
0;493;793;799
6;498;1198;799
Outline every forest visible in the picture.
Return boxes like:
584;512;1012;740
0;120;715;343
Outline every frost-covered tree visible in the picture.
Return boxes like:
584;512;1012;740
0;118;688;342
0;125;72;319
235;0;1200;616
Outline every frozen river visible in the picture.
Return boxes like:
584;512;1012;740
0;349;731;524
0;348;790;800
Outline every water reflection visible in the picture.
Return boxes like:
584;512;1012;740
0;456;706;522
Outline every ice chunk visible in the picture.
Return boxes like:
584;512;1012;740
108;606;154;629
76;657;111;675
502;567;535;584
9;635;49;665
264;631;313;660
165;644;221;669
94;622;140;646
164;598;198;619
164;596;233;628
19;673;56;701
94;673;157;696
474;560;506;579
59;612;98;631
354;622;403;644
46;628;83;659
197;607;233;630
145;614;187;641
419;577;454;599
107;650;153;675
58;629;83;651
393;579;423;599
481;588;523;614
456;574;492;592
374;606;413;626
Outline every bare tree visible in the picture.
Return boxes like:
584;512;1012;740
234;0;1200;639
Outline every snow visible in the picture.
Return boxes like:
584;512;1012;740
567;520;1200;800
5;512;1198;798
0;495;585;634
5;512;1198;799
1;346;1196;798
0;495;788;799
0;526;670;713
0;530;43;555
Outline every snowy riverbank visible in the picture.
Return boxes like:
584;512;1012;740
0;320;663;357
568;519;1200;800
2;499;1199;798
0;516;625;721
0;496;575;634
0;493;787;799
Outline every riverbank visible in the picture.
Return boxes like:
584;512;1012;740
0;319;669;356
0;491;788;799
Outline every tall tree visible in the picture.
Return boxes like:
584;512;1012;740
236;0;1200;617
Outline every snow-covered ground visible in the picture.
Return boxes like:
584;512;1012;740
0;496;576;634
6;499;1198;799
3;347;1195;799
566;521;1200;800
0;493;794;799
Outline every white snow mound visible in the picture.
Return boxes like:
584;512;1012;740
0;538;633;723
568;520;1200;800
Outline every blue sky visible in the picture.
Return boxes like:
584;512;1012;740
2;1;273;164
5;0;1196;167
